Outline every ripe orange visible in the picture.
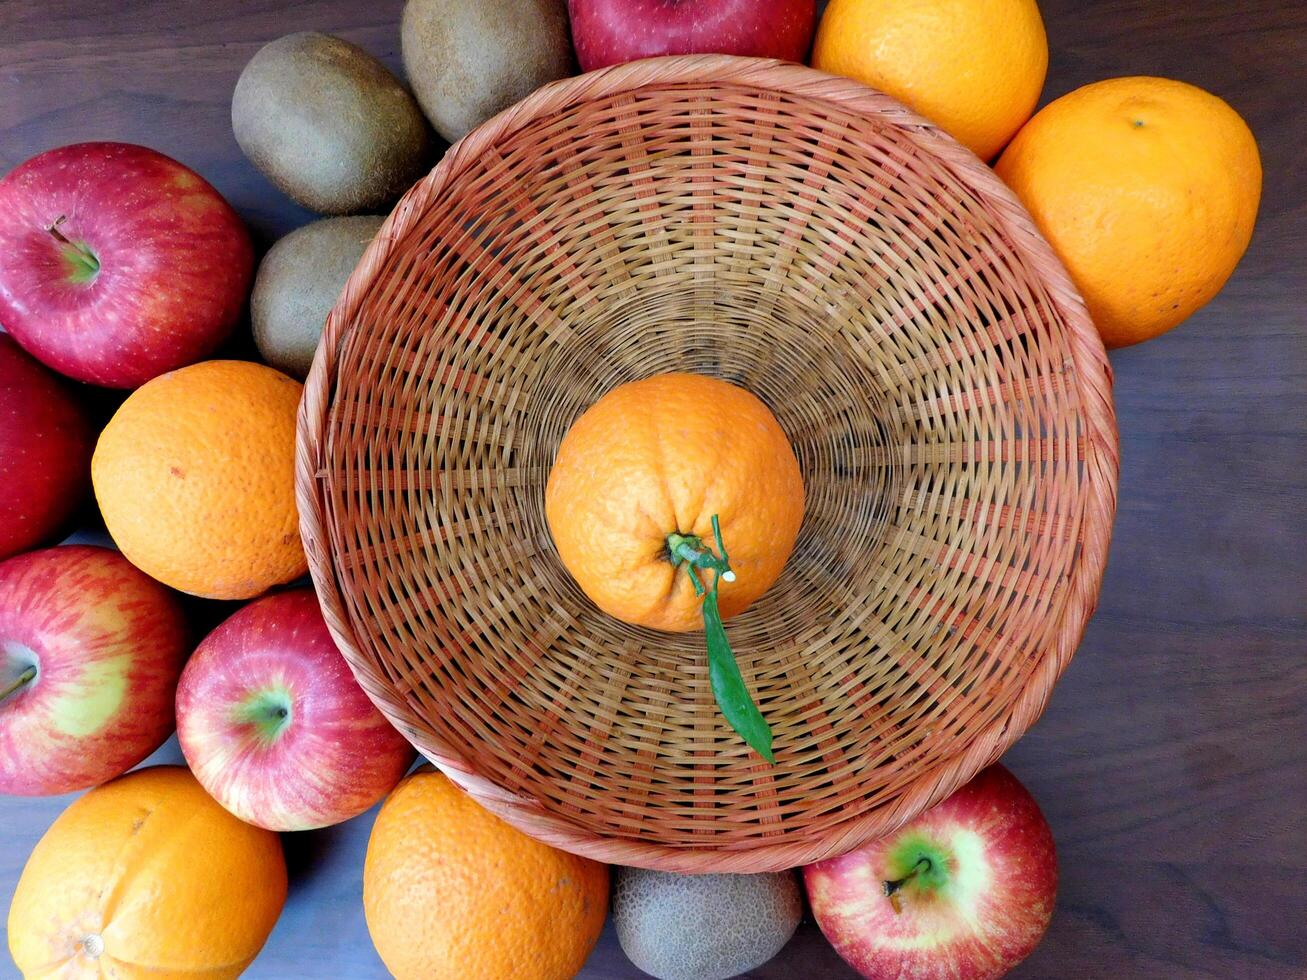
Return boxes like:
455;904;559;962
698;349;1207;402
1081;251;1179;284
8;766;286;979
545;373;804;632
996;76;1261;348
92;359;307;599
813;0;1047;160
363;767;609;980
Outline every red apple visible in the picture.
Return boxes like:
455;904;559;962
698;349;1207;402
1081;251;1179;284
0;142;253;388
804;764;1057;980
176;589;414;831
0;545;189;795
568;0;817;72
0;334;93;560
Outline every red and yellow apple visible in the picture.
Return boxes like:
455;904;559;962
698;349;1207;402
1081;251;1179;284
804;764;1057;980
176;589;414;831
568;0;817;73
0;142;253;388
0;545;189;795
0;334;94;561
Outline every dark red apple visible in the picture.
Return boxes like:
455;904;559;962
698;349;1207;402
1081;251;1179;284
568;0;817;72
0;142;253;388
804;764;1057;980
176;589;414;831
0;545;189;795
0;334;93;560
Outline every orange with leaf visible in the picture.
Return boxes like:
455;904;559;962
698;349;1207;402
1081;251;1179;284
545;373;805;761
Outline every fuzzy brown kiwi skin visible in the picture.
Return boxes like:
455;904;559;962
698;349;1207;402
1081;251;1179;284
400;0;575;144
251;215;387;379
233;32;434;215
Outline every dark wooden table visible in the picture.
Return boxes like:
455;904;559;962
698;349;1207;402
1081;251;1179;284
2;1;1304;977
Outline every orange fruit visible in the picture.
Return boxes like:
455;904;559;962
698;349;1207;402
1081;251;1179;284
996;76;1261;348
363;767;609;980
8;766;286;979
545;373;804;632
92;359;306;599
812;0;1047;160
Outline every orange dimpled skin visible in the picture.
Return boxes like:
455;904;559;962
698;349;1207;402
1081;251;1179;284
363;767;609;980
813;0;1048;160
545;373;805;632
7;766;287;980
92;359;307;600
996;76;1261;348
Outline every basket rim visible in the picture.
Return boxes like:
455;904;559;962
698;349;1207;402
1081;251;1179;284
296;53;1119;873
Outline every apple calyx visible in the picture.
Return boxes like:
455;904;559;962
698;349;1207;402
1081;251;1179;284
0;665;37;706
46;215;100;284
882;856;934;915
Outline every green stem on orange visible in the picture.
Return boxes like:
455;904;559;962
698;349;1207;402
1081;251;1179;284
0;666;37;705
883;856;934;915
666;515;773;764
47;215;100;282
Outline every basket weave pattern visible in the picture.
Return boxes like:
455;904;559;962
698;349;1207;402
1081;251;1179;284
298;56;1117;872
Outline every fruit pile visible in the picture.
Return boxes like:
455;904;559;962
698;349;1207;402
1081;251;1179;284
0;1;1260;979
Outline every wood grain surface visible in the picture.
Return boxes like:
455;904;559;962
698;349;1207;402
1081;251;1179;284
1;1;1304;978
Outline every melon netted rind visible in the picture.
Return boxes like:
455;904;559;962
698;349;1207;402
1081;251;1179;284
612;867;802;980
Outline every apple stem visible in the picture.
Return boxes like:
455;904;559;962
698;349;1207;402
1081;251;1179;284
46;215;100;278
0;666;37;705
883;856;934;915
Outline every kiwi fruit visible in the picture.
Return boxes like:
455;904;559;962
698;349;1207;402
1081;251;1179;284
251;215;386;378
233;32;432;214
612;868;802;980
401;0;574;142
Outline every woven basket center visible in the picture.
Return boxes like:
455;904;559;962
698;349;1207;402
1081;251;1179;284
520;281;907;660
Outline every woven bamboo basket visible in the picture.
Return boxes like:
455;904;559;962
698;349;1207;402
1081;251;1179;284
298;55;1117;873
